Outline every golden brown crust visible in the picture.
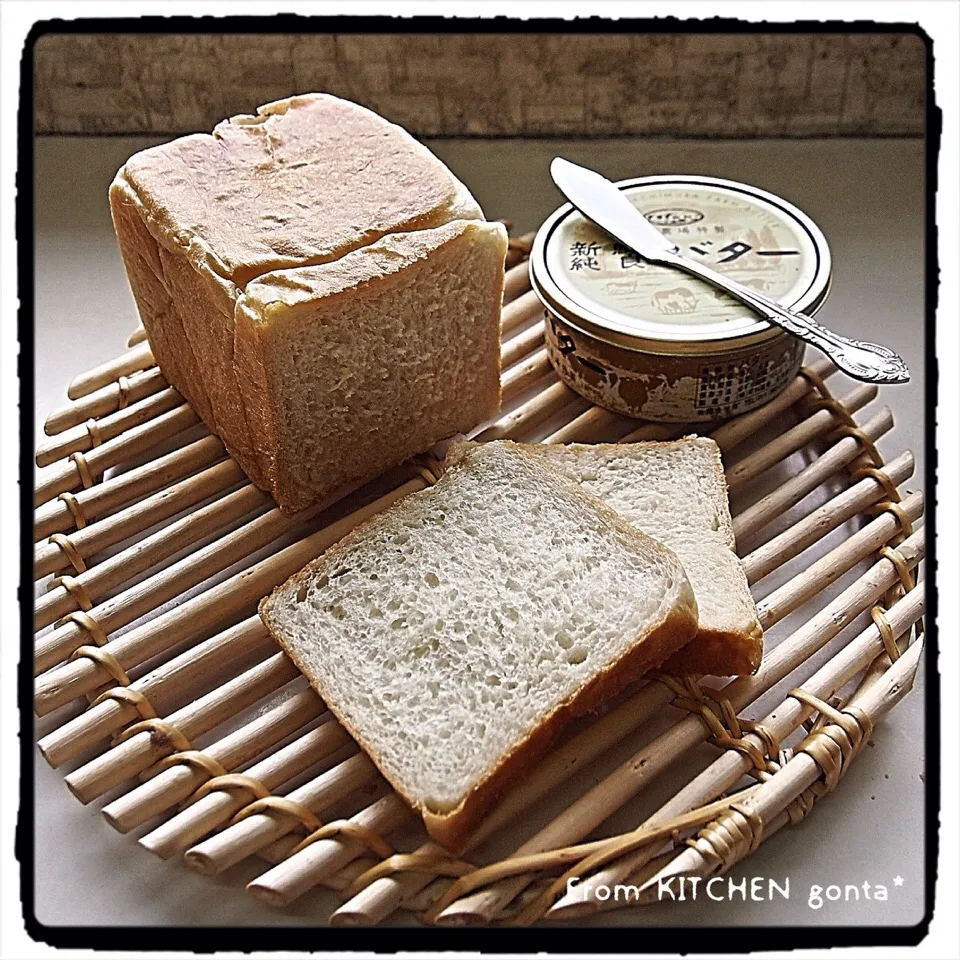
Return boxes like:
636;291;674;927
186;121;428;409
119;93;482;288
661;622;763;677
111;174;267;486
109;178;216;429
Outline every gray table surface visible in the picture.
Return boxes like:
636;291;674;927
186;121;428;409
32;135;928;933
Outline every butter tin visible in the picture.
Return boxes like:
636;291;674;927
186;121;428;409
529;175;832;422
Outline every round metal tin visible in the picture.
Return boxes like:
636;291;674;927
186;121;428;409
529;174;832;422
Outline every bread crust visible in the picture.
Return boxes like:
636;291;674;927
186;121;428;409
110;173;266;485
119;93;483;286
661;620;763;676
260;441;698;853
109;177;215;429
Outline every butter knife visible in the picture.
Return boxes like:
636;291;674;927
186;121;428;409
550;158;910;384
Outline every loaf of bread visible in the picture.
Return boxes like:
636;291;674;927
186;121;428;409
260;441;698;850
110;93;507;511
518;438;762;676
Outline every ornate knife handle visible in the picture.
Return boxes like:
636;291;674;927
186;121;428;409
661;253;910;385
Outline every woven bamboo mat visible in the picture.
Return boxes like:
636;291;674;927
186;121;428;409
32;237;925;926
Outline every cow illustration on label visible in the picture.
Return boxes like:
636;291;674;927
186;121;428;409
652;286;699;315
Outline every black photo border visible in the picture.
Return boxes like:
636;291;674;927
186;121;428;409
17;13;941;954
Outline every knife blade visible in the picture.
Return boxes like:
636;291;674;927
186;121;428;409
549;157;679;262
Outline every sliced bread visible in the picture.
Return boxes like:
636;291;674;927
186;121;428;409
515;438;762;676
260;441;698;850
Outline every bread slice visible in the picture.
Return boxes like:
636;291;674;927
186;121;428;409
517;438;762;676
235;219;506;513
110;92;487;492
260;441;698;850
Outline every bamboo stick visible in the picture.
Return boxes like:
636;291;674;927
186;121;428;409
741;449;914;584
546;585;924;920
37;616;274;768
103;708;349;835
754;491;922;627
502;260;533;305
128;325;147;347
63;653;308;803
431;530;924;923
67;341;155;400
500;290;542;339
322;857;384;895
33;434;226;541
34;403;201;507
724;382;877;490
44;367;168;436
36;388;185;467
709;357;836;453
251;507;923;917
34;457;247;579
246;794;411;907
498;347;552;399
477;381;583;443
184;752;379;875
543;406;628;445
131;735;358;856
635;636;924;903
33;488;323;676
503;232;535;271
138;738;361;858
500;323;545;372
733;406;896;543
256;833;306;866
33;477;424;715
34;482;272;631
618;422;686;444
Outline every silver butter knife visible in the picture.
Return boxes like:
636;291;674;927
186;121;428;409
550;158;910;385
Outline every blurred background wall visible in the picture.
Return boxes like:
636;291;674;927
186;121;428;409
33;31;926;137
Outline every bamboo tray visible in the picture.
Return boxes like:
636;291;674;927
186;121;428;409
33;236;926;926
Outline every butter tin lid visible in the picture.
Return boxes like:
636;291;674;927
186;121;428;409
530;174;832;354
